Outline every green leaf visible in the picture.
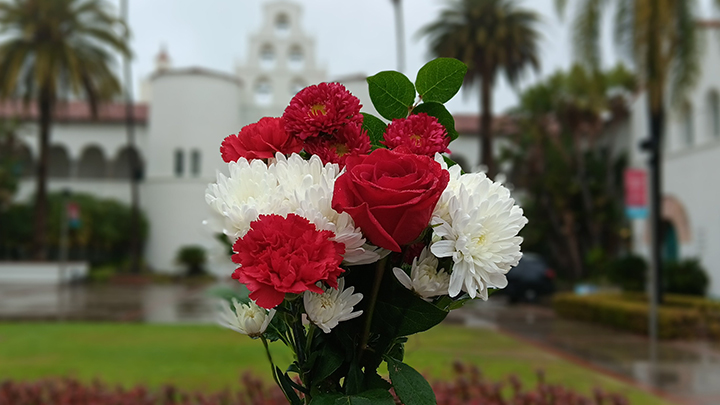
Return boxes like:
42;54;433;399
367;71;415;120
373;280;448;337
415;58;467;104
344;362;364;396
412;102;459;141
386;358;437;405
361;112;387;149
312;343;344;383
276;366;303;405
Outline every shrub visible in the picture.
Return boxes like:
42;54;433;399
607;254;647;292
553;292;720;339
176;245;207;277
664;259;709;296
88;264;116;283
0;365;629;405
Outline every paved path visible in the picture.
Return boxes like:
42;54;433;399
453;297;720;405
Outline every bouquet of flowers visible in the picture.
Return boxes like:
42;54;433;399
206;58;527;405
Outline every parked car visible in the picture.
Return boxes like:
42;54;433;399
504;253;556;303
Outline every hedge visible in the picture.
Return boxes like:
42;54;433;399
552;292;720;339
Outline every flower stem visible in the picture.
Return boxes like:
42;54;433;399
358;255;388;362
262;336;289;402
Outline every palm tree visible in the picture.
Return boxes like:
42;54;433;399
420;0;541;179
0;0;130;259
555;0;716;304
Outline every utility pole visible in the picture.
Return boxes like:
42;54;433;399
120;0;141;274
390;0;406;73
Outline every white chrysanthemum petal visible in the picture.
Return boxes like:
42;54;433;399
205;153;379;264
217;299;275;337
431;168;527;300
393;247;450;299
303;279;364;334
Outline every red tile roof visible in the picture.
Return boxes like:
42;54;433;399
453;114;518;136
0;100;148;124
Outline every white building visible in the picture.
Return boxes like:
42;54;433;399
628;21;720;297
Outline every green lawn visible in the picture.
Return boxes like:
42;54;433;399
0;323;671;404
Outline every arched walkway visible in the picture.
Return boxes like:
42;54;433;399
77;146;107;179
111;147;142;179
48;145;70;178
644;195;691;249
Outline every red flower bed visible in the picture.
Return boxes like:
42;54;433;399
0;363;630;405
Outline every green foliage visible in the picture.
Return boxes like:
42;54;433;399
415;58;466;104
360;113;387;149
412;102;459;141
506;64;636;280
386;357;436;405
366;71;415;120
553;292;720;339
310;389;396;405
607;255;648;292
176;245;207;277
664;259;709;296
0;192;148;265
88;264;117;283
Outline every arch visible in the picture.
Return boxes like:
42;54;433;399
275;12;290;36
111;146;142;179
680;100;694;147
662;220;679;263
708;90;720;139
254;77;273;105
77;146;107;179
48;144;70;178
644;195;692;245
288;44;304;70
14;142;34;178
259;43;275;70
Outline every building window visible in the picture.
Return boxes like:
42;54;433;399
681;101;694;147
288;45;304;70
255;78;272;105
174;149;184;177
275;13;290;36
709;91;720;139
191;149;201;177
260;44;275;70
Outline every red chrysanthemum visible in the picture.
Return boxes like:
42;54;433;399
283;82;363;140
382;113;450;156
231;214;345;309
304;123;371;167
221;117;302;162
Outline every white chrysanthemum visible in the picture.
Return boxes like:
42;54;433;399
205;153;380;265
430;168;528;300
218;298;276;337
303;278;363;333
393;247;450;299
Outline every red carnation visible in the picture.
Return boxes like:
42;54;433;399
231;214;345;309
304;123;371;167
283;82;363;140
382;113;450;156
221;117;302;162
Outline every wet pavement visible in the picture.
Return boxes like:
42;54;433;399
0;282;224;323
2;282;719;404
453;297;720;405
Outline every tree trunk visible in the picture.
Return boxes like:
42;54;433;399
31;88;53;260
390;0;405;73
480;75;495;178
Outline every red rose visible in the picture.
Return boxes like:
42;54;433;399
232;214;345;309
331;148;449;252
221;117;302;162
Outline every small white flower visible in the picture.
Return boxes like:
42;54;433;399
393;247;450;299
303;278;363;333
218;298;276;337
430;169;527;300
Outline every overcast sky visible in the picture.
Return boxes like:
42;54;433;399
122;0;719;114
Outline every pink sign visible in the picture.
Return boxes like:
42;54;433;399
624;169;647;207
